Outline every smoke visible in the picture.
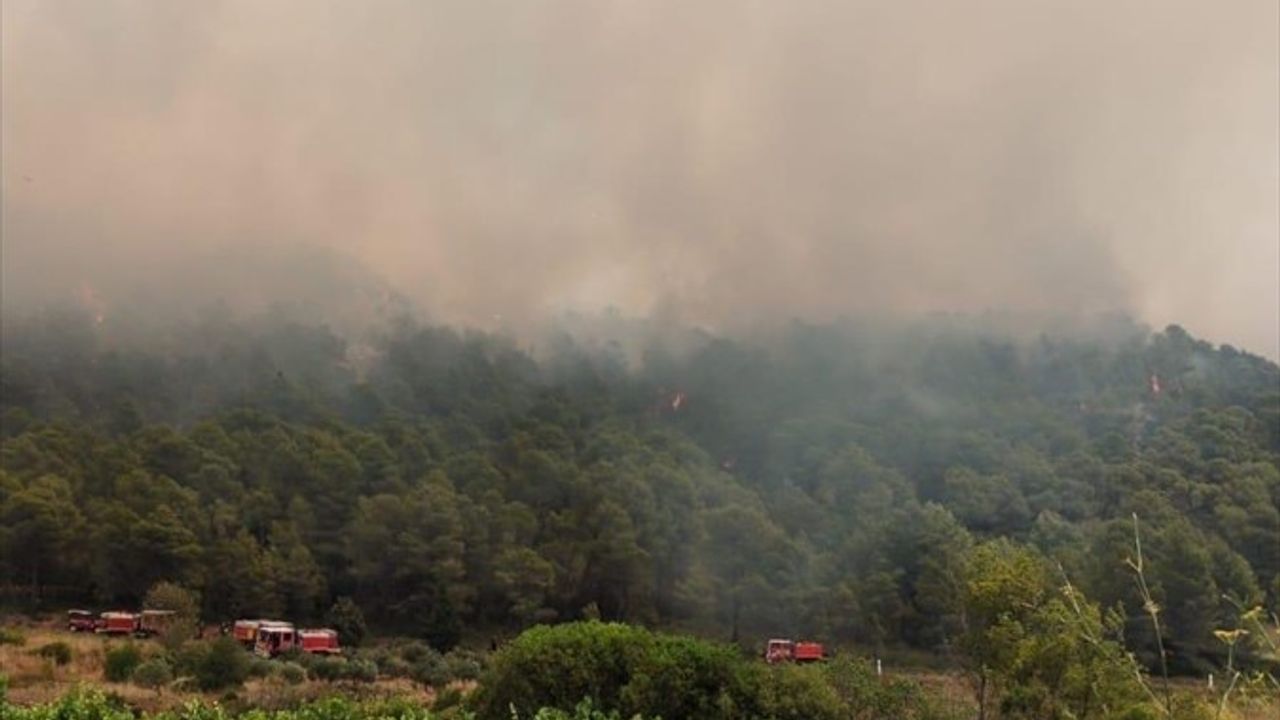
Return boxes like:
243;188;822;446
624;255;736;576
3;1;1276;356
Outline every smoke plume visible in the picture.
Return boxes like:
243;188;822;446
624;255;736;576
3;1;1276;355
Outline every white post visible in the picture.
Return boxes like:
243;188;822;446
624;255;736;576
876;658;882;677
1207;673;1213;690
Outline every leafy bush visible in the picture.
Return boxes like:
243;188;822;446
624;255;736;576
746;664;846;720
3;689;136;720
279;661;307;685
327;597;368;648
193;637;249;691
35;641;72;666
347;658;379;683
104;643;143;682
0;627;26;646
530;699;649;720
247;656;276;678
133;658;173;689
308;656;347;682
411;653;449;689
143;581;201;652
442;649;483;682
372;650;412;679
472;621;749;720
823;657;952;719
398;640;436;663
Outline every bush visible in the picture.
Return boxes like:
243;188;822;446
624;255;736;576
104;643;143;682
326;597;368;648
133;658;173;690
247;656;276;678
279;661;307;685
0;627;26;646
344;658;379;683
308;656;347;682
747;664;845;720
471;621;749;720
143;581;201;652
442;649;483;681
432;686;465;714
194;637;249;691
411;652;449;689
823;657;947;719
398;640;438;664
36;641;72;666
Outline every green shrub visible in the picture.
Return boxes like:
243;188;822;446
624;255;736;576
308;656;347;682
530;699;646;720
133;658;173;690
398;640;437;664
471;621;749;720
194;637;249;691
345;658;379;683
374;651;412;678
432;685;464;712
247;656;276;678
747;664;845;720
823;657;949;719
36;641;72;666
143;581;202;652
104;643;143;682
4;689;135;720
327;597;368;648
411;652;449;688
442;649;483;681
278;661;307;685
0;627;26;646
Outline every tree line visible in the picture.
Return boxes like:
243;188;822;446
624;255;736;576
1;309;1276;673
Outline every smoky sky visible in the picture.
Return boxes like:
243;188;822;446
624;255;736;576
2;1;1277;356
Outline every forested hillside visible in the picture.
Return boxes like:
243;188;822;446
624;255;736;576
2;309;1277;673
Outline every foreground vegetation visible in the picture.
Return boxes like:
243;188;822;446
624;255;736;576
3;617;1277;719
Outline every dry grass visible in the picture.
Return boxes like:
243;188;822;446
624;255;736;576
0;624;451;713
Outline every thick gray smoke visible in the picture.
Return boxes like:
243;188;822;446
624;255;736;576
3;1;1277;355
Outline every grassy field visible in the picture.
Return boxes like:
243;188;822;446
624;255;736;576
0;622;436;713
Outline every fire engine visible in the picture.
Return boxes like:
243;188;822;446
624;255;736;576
97;611;139;635
253;621;298;657
299;628;341;655
67;610;97;633
764;638;826;664
232;619;263;647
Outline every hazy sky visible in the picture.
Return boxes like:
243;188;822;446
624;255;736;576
3;1;1277;356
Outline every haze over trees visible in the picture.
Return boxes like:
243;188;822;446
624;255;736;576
1;308;1275;679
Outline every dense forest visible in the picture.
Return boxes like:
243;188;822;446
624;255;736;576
2;308;1277;676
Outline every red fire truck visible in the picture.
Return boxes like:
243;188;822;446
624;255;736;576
67;610;97;633
299;628;341;655
97;611;139;635
253;621;297;657
764;638;826;664
232;619;262;647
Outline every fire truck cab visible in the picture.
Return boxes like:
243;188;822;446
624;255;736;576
253;621;297;657
764;638;826;664
67;610;97;633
